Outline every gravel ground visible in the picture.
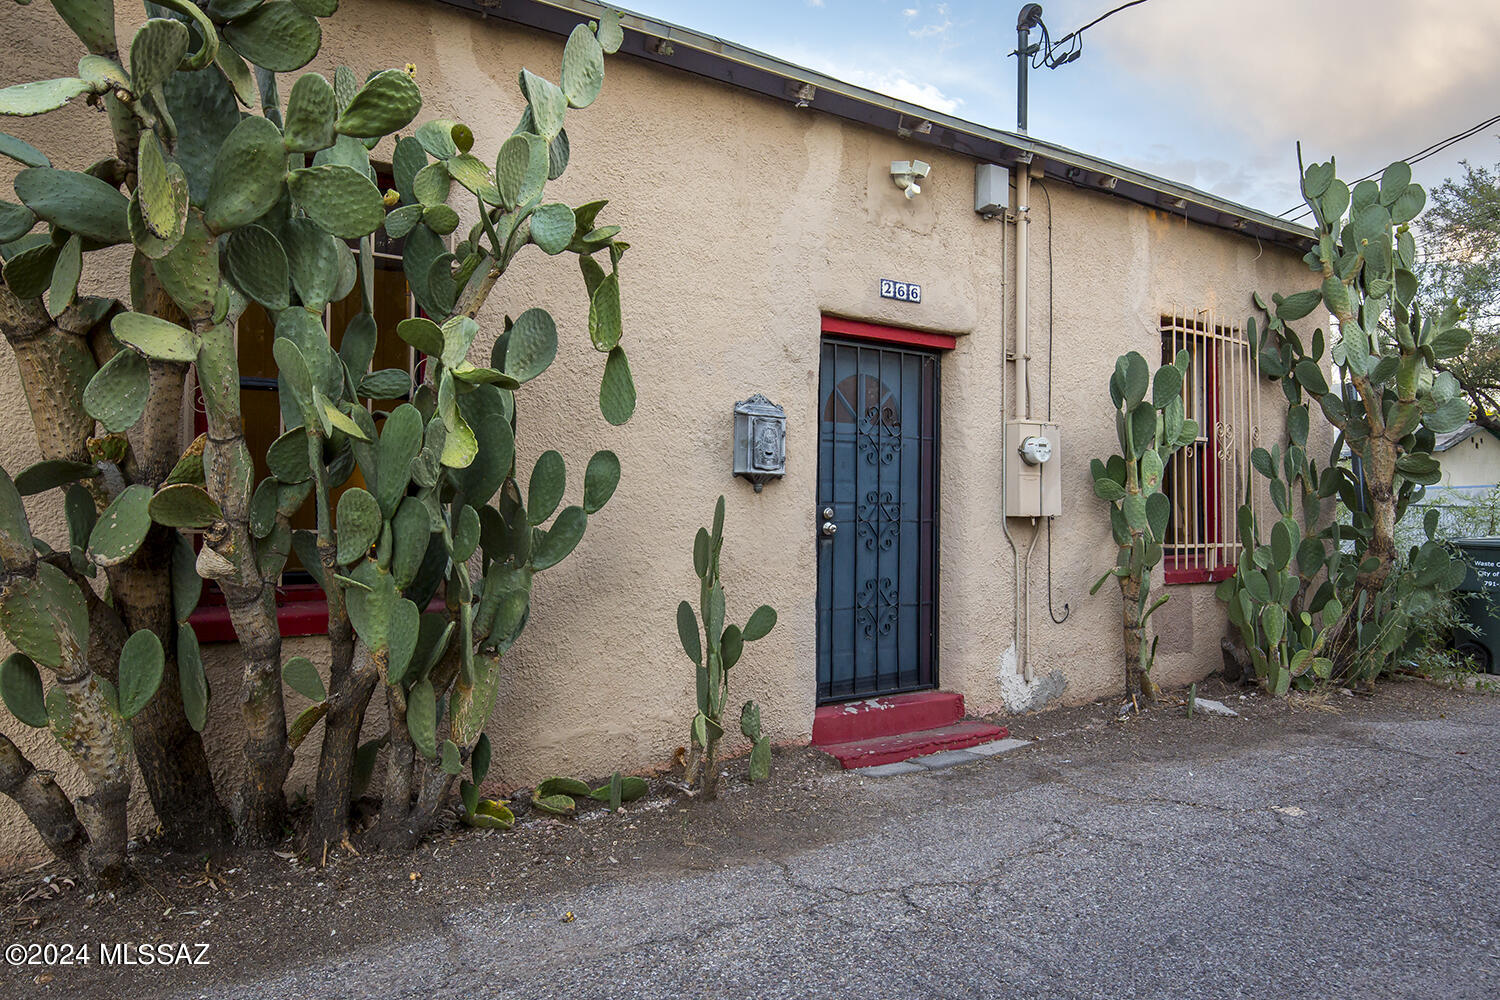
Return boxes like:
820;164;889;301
2;677;1496;999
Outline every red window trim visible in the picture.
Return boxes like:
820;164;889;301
1164;564;1235;586
190;588;447;643
189;584;331;643
1162;320;1238;585
821;315;957;350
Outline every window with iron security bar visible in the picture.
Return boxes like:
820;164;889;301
1160;308;1260;584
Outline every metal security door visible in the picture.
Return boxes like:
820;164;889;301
816;337;939;702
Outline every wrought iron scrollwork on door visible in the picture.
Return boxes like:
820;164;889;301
856;404;901;465
856;490;901;552
854;576;898;639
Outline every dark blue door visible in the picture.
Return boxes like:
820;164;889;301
816;337;940;702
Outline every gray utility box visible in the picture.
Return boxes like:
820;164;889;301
1449;536;1500;674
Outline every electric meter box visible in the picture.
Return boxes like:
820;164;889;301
1005;421;1062;517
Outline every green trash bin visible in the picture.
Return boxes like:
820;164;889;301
1449;536;1500;674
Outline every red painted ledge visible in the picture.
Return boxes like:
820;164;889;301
821;315;957;350
1164;565;1235;585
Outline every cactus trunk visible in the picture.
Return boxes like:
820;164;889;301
197;321;290;844
0;731;88;871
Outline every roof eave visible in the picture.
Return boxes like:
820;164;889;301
426;0;1315;252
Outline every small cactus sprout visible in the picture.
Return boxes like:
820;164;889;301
677;497;777;796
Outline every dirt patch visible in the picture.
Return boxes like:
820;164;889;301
0;674;1487;997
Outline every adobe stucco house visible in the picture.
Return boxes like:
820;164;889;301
0;0;1316;861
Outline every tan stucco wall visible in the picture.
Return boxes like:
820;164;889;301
0;0;1315;864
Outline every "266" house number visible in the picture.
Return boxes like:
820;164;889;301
880;279;921;303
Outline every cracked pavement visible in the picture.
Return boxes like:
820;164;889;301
168;690;1500;1000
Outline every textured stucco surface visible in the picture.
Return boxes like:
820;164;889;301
0;0;1316;863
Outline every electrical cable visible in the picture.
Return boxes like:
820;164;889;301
1035;179;1070;625
1033;0;1151;68
1279;113;1500;220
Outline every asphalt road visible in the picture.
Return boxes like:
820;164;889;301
186;693;1498;1000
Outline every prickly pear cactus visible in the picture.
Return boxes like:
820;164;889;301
676;496;776;796
0;0;637;866
1225;154;1470;688
1088;350;1198;701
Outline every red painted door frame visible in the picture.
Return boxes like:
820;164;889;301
821;315;957;351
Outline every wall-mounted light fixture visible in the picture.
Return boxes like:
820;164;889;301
891;159;931;200
733;394;786;492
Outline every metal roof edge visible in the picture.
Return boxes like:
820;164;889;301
425;0;1314;252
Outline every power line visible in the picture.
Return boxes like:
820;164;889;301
1031;0;1153;68
1280;113;1500;221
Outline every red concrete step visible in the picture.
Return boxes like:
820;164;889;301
812;691;965;746
817;720;1009;769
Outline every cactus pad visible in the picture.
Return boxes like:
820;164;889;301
111;311;199;363
148;483;223;529
14;460;97;497
287;164;385;240
562;24;606;109
599;346;636;425
387;596;420;683
526;451;566;526
583;450;620;514
13;167;131;245
336;68;422;138
407;678;437;759
463;799;514;830
373;403;422;515
117;629;164;720
88;484;152;566
82;347;149;434
224;224;291;311
529;203;576;255
283;71;337;153
282;656;326;702
494;132;546;209
439;739;462;776
531;506;586;571
334;487;381;564
742;605;777;642
0;78;92;118
503;308;558;384
588;775;647;803
176;623;209;732
0;652;46;727
266;428;313;483
530;791;575;816
538;776;592;798
223;2;322;72
204;115;286;233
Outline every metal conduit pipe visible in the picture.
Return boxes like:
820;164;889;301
996;185;1022;685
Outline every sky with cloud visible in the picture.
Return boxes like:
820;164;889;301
617;0;1500;217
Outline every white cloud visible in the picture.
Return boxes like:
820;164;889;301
901;8;918;17
840;68;962;115
908;2;951;40
807;0;824;6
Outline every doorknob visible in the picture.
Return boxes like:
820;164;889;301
821;507;834;520
821;520;838;537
